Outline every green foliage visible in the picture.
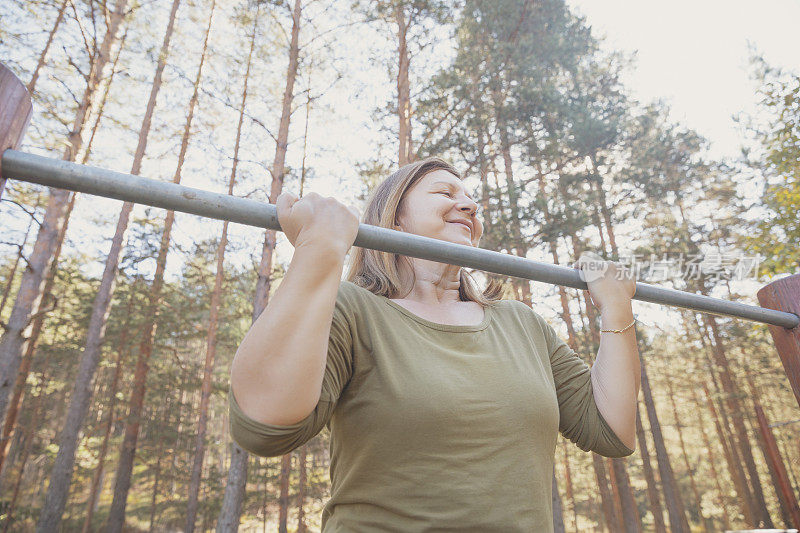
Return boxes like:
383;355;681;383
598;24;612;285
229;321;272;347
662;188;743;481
740;56;800;275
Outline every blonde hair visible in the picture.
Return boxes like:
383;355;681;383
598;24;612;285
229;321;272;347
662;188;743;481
344;156;505;307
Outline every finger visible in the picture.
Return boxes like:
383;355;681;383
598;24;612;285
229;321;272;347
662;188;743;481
276;192;298;226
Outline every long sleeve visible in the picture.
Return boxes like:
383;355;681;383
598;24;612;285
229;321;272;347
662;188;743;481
228;282;355;458
540;314;634;458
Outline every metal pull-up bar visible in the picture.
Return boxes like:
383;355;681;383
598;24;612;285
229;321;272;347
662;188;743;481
2;148;798;330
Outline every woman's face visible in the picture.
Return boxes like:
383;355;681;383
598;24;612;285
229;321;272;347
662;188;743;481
394;169;483;247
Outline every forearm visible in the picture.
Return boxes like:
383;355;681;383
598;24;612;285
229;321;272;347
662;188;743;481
590;301;640;450
230;242;347;426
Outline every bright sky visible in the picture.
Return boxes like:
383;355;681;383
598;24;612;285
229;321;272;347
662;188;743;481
569;0;800;159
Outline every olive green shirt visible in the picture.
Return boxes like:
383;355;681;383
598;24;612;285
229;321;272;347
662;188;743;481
229;280;633;532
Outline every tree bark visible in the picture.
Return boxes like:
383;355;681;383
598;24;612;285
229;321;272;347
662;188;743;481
592;453;620;531
665;374;709;531
560;440;578;530
297;445;308;533
395;3;412;165
0;23;123;472
279;454;292;533
0;191;74;475
745;372;800;528
497;121;531;305
703;315;773;528
81;280;139;533
686;311;755;525
102;3;187;529
702;314;774;527
26;0;69;94
611;457;641;532
1;370;47;533
636;403;667;533
687;383;732;530
218;1;303;529
552;471;566;533
37;0;173;526
640;356;691;532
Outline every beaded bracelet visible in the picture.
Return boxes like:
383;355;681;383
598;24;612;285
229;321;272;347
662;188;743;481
600;318;636;334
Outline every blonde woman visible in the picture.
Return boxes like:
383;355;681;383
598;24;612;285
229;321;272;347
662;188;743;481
229;157;639;532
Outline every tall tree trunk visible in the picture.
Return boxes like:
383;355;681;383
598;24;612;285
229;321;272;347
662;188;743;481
687;383;732;530
0;0;128;435
82;280;139;533
686;312;755;525
36;2;178;530
665;375;709;531
27;0;69;93
675;197;772;527
588;154;618;257
147;455;165;533
297;445;308;533
589;172;639;532
552;471;566;533
395;3;412;165
591;453;620;531
0;29;122;470
218;1;303;529
184;7;242;530
640;356;690;532
611;457;641;532
0;192;74;475
745;372;800;527
560;440;578;530
606;457;625;530
702;314;774;527
81;344;127;533
497;122;531;305
636;403;667;533
104;3;192;530
1;369;46;533
6;31;128;465
279;455;292;533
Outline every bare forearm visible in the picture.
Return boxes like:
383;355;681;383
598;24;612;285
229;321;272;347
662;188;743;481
591;302;640;450
230;242;347;426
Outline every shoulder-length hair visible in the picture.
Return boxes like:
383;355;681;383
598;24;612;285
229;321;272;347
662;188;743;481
344;156;505;307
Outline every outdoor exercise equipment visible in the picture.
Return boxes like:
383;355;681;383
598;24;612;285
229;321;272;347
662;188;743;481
2;63;799;408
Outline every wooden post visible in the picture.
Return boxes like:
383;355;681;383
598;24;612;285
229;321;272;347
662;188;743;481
757;273;800;408
0;63;33;202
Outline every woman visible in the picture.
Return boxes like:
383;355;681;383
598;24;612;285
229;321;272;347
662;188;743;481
229;157;640;532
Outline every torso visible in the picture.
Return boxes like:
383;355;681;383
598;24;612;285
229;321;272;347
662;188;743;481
387;299;485;326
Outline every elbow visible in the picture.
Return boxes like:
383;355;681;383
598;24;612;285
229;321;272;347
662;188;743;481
619;429;636;453
604;445;635;458
231;433;291;458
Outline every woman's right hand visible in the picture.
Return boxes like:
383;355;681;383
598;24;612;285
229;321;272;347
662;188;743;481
276;192;361;257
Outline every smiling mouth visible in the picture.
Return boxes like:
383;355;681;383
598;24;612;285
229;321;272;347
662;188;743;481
449;222;471;233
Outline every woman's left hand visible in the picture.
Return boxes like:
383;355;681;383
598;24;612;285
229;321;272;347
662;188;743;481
573;252;636;312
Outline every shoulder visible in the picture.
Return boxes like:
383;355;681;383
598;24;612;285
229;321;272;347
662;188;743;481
333;280;385;322
496;298;545;323
492;299;555;340
337;280;378;305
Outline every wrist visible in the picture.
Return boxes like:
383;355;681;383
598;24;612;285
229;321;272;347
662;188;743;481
600;304;634;326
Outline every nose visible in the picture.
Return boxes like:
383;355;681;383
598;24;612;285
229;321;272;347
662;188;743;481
458;197;479;215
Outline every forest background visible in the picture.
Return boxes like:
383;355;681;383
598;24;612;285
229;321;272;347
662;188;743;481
0;0;799;531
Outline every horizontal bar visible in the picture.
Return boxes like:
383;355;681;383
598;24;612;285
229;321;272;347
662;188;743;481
3;148;798;329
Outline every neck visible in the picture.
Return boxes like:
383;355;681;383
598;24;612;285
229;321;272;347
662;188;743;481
395;258;463;305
